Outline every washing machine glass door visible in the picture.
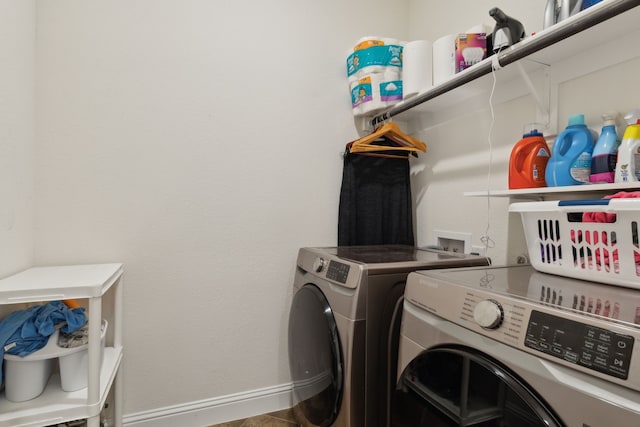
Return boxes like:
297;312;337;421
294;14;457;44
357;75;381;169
289;284;343;427
393;345;564;427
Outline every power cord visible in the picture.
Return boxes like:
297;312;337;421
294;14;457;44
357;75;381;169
480;52;503;260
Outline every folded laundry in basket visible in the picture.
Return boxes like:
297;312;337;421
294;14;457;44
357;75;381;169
0;301;86;383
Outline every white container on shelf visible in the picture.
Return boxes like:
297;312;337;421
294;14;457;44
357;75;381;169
510;198;640;288
3;319;108;400
3;353;54;402
59;319;108;392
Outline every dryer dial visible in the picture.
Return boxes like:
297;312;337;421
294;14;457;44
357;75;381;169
313;257;326;273
474;299;504;329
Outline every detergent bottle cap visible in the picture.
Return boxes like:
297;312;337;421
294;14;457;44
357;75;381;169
601;112;616;127
624;109;640;125
567;114;585;126
522;122;543;137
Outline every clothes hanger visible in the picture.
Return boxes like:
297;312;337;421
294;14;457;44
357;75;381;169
347;122;427;156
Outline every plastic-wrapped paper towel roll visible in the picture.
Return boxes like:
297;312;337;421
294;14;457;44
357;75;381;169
359;44;404;75
354;36;383;51
380;69;403;107
365;73;387;115
351;73;391;116
349;78;363;116
403;40;433;99
432;34;456;86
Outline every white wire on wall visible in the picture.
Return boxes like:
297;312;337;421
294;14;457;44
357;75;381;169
480;54;503;260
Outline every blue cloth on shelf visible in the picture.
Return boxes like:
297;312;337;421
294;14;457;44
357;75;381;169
0;301;86;383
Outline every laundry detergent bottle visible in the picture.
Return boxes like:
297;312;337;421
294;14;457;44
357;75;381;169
590;113;620;183
614;119;640;183
545;114;594;186
509;124;550;189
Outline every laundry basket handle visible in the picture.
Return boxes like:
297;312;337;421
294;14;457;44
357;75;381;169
557;199;611;207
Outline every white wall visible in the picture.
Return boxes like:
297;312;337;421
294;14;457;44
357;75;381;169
0;0;35;280
1;0;636;423
34;0;409;417
409;1;545;42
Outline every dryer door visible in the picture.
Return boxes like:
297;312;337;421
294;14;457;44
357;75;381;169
289;284;343;427
392;345;564;427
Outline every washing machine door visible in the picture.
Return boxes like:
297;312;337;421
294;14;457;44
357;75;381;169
393;345;564;427
289;284;343;427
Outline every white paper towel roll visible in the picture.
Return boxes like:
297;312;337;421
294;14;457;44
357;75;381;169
466;24;492;34
403;40;433;99
432;34;456;86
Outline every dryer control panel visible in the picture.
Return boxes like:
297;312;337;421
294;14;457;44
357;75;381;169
525;310;634;380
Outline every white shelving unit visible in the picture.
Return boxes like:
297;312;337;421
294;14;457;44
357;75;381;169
367;0;640;200
369;0;640;127
465;182;640;199
0;263;124;427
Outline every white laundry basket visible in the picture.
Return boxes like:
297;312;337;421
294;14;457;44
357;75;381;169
510;198;640;289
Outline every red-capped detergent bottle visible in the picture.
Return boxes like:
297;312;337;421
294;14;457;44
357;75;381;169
509;124;550;189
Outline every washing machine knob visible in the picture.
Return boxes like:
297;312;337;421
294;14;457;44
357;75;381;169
473;299;504;329
313;257;326;272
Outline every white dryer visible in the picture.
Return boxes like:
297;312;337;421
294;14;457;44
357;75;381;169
393;265;640;426
288;245;488;427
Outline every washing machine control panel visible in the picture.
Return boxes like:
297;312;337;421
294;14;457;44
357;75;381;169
525;310;634;380
326;260;350;284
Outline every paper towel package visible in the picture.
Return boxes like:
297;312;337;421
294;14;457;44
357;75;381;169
347;44;403;77
346;37;404;116
455;33;487;73
354;36;386;51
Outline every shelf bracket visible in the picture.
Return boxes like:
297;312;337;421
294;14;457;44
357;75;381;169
515;60;552;131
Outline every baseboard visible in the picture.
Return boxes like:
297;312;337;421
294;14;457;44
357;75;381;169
122;382;294;427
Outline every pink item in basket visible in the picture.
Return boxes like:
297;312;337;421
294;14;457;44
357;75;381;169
580;191;640;274
582;191;640;223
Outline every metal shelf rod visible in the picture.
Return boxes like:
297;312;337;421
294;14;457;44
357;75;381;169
370;0;640;128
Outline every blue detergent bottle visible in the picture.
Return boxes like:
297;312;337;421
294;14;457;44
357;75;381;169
590;113;620;183
545;114;594;186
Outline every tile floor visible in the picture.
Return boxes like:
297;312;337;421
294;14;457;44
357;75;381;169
209;408;299;427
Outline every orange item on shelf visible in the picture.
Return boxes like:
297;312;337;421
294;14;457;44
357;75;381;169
62;299;80;309
509;126;550;189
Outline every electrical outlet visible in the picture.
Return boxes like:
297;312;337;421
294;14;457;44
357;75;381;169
433;230;472;254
